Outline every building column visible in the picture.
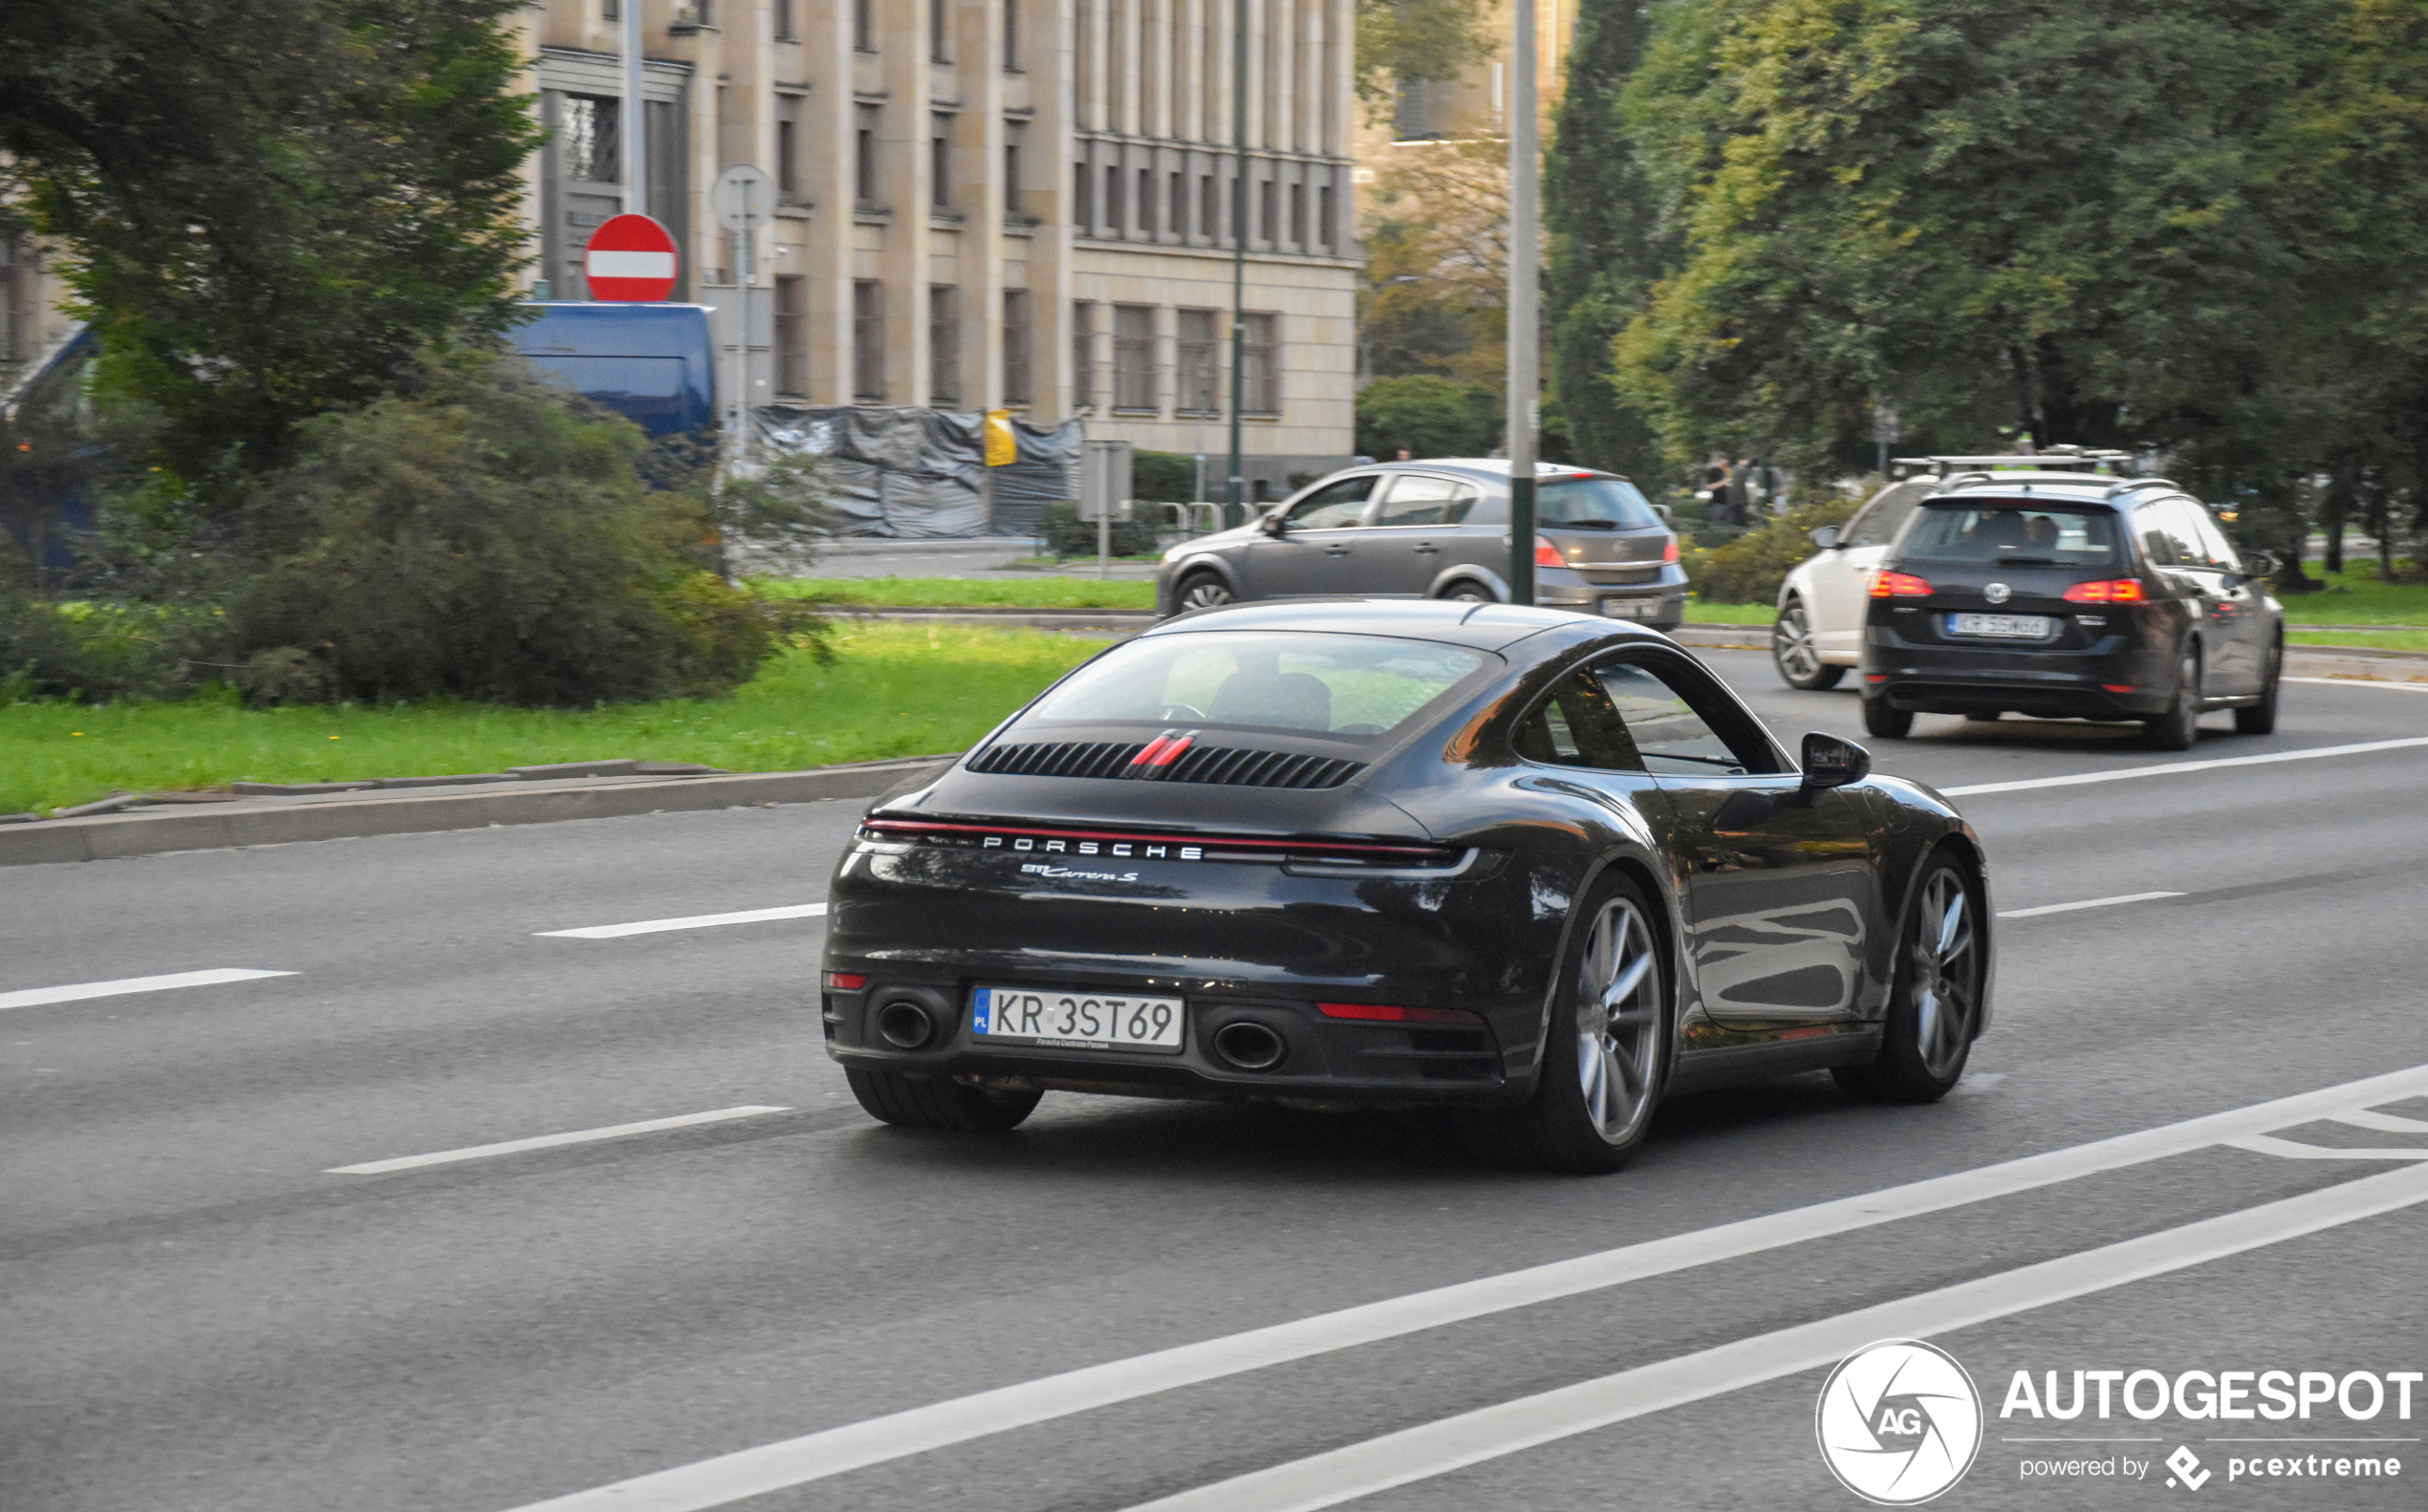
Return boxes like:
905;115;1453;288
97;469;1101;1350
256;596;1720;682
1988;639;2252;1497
1031;0;1077;423
805;0;856;402
958;0;1008;415
882;0;935;405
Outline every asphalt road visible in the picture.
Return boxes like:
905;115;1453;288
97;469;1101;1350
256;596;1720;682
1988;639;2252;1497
7;654;2427;1512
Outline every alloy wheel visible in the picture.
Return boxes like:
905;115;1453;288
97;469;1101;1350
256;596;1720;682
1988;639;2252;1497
1773;602;1822;681
1908;868;1978;1080
1179;576;1234;610
1575;896;1663;1142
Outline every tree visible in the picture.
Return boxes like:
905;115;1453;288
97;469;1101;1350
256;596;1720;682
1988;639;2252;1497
0;0;543;496
1355;0;1500;119
1355;374;1502;459
1544;0;1665;482
1360;136;1514;386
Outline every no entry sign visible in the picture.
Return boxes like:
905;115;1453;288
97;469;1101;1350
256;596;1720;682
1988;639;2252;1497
583;214;679;301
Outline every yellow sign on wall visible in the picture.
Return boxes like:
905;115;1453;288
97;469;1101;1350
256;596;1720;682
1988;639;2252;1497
984;409;1017;467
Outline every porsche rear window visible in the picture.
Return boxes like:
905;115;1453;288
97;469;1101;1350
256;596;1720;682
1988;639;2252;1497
1026;632;1490;738
1897;503;2121;567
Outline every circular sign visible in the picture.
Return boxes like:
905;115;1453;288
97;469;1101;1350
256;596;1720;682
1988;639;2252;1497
1815;1339;1983;1505
713;164;773;234
583;213;679;301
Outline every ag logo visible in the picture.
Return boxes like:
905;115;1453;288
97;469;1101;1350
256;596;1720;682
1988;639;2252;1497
1816;1339;1984;1504
1984;582;2012;604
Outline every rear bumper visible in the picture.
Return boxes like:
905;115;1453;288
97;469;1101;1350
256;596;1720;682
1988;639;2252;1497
1861;625;2174;717
1539;571;1689;629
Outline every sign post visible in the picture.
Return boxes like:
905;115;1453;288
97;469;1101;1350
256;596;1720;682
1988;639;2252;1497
582;214;680;302
712;165;772;461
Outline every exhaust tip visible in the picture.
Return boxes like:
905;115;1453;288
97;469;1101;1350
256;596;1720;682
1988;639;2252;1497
876;1000;935;1050
1212;1020;1287;1071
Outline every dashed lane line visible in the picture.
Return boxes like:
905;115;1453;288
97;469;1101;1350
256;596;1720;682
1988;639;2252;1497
493;1061;2428;1512
1998;891;2183;918
325;1106;791;1175
1940;735;2428;798
2286;676;2428;692
0;968;294;1013
536;903;827;940
1118;1159;2428;1512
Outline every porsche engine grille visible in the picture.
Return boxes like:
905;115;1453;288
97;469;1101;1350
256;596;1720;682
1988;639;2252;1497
968;741;1368;789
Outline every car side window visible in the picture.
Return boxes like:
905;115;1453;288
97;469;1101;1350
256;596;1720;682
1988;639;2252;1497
1511;670;1645;771
1284;475;1377;529
2132;503;2181;567
1844;482;1927;548
1593;657;1784;775
2182;503;2240;570
1374;474;1464;528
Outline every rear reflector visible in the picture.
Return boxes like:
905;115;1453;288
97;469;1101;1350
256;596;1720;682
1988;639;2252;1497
824;972;867;990
1870;570;1934;597
1317;1002;1484;1026
1865;674;1890;684
2064;579;2147;603
2102;683;2135;694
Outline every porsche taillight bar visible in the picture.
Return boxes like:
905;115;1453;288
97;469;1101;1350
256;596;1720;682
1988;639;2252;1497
856;817;1458;865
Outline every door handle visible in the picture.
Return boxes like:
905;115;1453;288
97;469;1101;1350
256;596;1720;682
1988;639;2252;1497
1414;543;1440;554
1324;545;1351;556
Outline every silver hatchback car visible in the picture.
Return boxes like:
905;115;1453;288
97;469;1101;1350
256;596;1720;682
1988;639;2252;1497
1153;460;1687;626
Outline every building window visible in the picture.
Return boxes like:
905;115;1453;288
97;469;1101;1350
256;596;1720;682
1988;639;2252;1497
776;96;802;200
561;96;619;183
854;280;886;400
1202;173;1218;242
602;0;619;19
1170;170;1185;235
774;274;806;397
931;116;950;208
1003;289;1032;405
1318;184;1334;250
1113;304;1155;410
1004;0;1020;69
1074;159;1093;227
1290;182;1305;248
856;106;880;206
1004;127;1025;218
1177;309;1217;414
1259;177;1276;245
772;0;794;40
854;0;874;50
1106;164;1123;235
930;0;949;60
929;285;960;405
1240;313;1276;414
1138;167;1155;233
1072;300;1095;411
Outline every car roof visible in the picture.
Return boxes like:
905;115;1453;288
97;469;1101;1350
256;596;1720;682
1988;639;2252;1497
1139;596;1674;655
1921;473;2190;509
1355;460;1636;486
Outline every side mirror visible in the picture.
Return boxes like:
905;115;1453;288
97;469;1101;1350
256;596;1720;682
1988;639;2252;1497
1258;511;1289;537
1653;503;1675;525
1800;731;1872;790
1810;525;1842;551
2239;549;2279;579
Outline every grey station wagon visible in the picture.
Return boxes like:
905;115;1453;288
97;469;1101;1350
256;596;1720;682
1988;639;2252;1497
1153;460;1687;628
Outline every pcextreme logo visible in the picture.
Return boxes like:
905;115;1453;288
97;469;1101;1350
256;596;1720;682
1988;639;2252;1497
1817;1339;1985;1505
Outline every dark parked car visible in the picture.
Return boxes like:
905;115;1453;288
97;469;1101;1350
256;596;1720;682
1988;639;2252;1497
1154;461;1688;629
1859;473;2284;749
822;599;1992;1173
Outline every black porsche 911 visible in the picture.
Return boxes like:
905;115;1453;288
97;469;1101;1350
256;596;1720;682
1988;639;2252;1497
821;600;1993;1173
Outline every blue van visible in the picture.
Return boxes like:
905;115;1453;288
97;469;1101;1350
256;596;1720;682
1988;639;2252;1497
511;303;716;439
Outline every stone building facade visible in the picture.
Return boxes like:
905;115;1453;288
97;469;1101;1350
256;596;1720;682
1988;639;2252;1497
515;0;1360;494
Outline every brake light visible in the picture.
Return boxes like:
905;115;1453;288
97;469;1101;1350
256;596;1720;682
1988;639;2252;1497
1663;539;1680;564
2063;579;2146;603
1317;1003;1484;1026
1534;539;1565;569
1128;732;1195;767
824;972;867;990
1869;571;1934;598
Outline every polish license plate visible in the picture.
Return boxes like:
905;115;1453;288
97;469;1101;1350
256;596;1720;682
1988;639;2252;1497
1601;598;1657;620
970;986;1186;1053
1946;613;2050;639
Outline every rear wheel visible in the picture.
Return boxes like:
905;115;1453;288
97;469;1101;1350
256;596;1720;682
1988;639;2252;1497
846;1068;1043;1132
2142;649;2202;750
1835;855;1983;1103
1461;875;1668;1174
1438;581;1495;603
1862;696;1914;739
1176;572;1235;612
2235;637;2282;735
1771;596;1846;690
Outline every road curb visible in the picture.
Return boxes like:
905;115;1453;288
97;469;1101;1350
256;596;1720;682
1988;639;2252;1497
0;757;957;869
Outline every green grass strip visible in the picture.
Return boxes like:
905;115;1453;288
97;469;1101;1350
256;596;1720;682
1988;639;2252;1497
755;575;1159;609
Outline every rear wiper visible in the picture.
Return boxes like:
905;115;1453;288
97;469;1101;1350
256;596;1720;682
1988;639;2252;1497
1996;553;2058;565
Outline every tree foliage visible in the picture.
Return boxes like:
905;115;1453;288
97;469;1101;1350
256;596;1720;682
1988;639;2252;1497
1361;137;1515;386
1355;374;1504;459
1355;0;1501;116
0;0;543;494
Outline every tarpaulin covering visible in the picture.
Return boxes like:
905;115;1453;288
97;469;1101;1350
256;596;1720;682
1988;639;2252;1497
752;405;1081;538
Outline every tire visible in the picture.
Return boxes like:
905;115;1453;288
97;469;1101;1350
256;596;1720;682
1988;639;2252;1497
1176;572;1236;612
1460;874;1669;1174
846;1068;1043;1132
1438;581;1496;603
2142;649;2202;750
1862;696;1914;739
1834;854;1984;1104
2235;637;2282;735
1771;596;1846;690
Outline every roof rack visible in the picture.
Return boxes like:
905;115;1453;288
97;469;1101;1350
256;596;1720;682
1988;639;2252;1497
1892;447;2137;480
2102;477;2178;498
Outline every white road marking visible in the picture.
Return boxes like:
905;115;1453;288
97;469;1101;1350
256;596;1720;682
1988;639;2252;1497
2286;676;2428;692
1998;891;2183;918
2224;1134;2428;1162
1121;1159;2428;1512
0;968;294;1013
1940;735;2428;798
2337;1108;2428;1134
494;1062;2428;1512
325;1106;791;1175
536;903;827;939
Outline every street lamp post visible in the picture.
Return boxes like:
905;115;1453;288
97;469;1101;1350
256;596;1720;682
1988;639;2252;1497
1506;0;1539;605
1225;0;1249;530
